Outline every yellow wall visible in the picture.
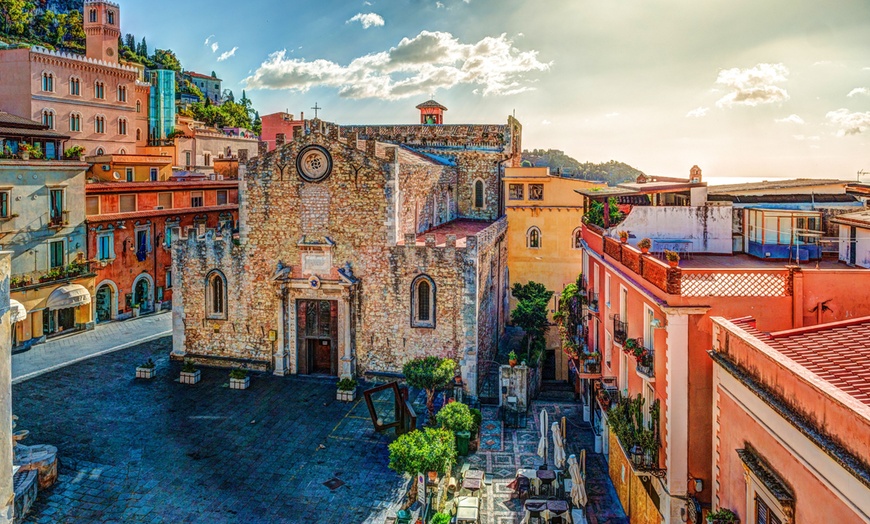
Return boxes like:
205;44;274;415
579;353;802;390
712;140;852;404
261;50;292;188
504;168;605;379
12;275;95;344
608;430;663;524
89;159;173;182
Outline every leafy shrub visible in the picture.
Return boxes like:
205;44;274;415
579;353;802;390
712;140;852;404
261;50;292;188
336;377;357;391
229;369;248;379
388;428;456;477
436;402;474;433
181;360;197;373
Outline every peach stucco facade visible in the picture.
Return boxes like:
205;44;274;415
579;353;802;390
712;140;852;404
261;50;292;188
711;316;870;523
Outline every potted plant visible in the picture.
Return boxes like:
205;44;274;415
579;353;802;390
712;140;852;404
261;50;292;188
388;427;456;503
707;508;739;524
664;249;680;267
131;303;140;318
64;145;86;161
229;368;249;390
430;513;451;524
18;143;35;160
136;358;156;379
436;401;474;456
180;360;200;385
617;230;629;243
508;350;518;367
336;377;357;401
638;238;652;254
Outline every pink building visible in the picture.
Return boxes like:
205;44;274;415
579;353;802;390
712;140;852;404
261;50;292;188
0;1;149;157
711;316;870;523
260;112;304;151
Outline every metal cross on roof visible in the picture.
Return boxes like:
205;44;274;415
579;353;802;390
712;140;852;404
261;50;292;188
311;103;321;119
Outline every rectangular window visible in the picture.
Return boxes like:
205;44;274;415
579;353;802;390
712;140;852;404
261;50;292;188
49;189;63;222
190;191;203;207
119;194;136;213
135;229;151;257
158;192;172;209
85;196;99;216
216;190;228;205
528;184;544;200
605;274;611;309
508;183;524;200
166;271;172;289
150;168;158;181
125;168;134;182
0;191;9;218
185;151;191;166
644;305;655;350
97;233;114;260
164;225;173;248
755;496;782;524
49;240;64;268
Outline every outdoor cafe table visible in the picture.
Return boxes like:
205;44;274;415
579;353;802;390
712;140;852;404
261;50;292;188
518;468;540;494
456;496;479;524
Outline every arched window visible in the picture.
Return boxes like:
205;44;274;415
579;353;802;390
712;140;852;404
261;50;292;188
95;81;105;99
473;179;484;209
41;72;53;92
89;9;97;22
573;227;582;249
527;226;541;249
96;147;104;156
411;275;436;328
42;109;55;129
117;85;126;102
119;148;126;155
69;113;81;132
136;128;141;141
118;118;127;135
107;10;115;24
95;115;105;134
206;270;227;319
136;100;141;113
69;77;80;95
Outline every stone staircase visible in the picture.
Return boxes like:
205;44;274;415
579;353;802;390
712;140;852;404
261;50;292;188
537;380;576;402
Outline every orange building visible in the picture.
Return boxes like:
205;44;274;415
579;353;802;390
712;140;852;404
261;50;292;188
85;180;238;321
710;316;870;523
0;1;149;157
576;169;870;523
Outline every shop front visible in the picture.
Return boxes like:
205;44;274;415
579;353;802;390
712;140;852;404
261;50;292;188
12;276;95;347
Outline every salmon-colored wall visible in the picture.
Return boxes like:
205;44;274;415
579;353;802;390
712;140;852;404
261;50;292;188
716;391;860;523
0;49;33;117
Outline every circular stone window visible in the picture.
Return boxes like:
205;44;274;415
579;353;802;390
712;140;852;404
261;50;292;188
106;48;114;57
296;145;332;183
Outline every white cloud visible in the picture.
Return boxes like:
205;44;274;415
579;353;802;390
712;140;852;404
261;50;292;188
217;47;238;62
541;119;551;125
714;63;790;108
363;1;372;4
826;108;870;136
775;114;804;124
244;31;551;100
204;35;215;45
686;107;709;118
347;13;385;29
211;42;219;53
436;1;444;6
847;87;869;98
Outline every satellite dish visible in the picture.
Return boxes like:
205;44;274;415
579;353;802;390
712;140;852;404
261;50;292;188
113;172;121;180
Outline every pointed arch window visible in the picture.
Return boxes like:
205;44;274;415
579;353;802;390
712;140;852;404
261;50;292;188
473;179;484;209
573;227;582;249
136;100;141;113
107;10;115;24
117;85;127;102
69;113;81;132
527;226;541;249
69;77;80;96
206;270;227;320
42;109;55;129
89;9;97;22
411;275;436;328
95;81;105;99
41;72;53;92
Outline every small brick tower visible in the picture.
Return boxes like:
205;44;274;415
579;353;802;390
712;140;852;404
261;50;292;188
416;100;447;125
690;165;702;184
84;0;121;63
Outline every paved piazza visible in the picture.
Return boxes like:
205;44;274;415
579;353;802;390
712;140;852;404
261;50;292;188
13;337;409;523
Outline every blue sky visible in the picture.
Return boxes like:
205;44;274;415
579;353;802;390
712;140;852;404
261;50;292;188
123;0;870;181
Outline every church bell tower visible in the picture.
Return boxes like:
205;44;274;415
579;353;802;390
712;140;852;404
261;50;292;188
84;1;121;63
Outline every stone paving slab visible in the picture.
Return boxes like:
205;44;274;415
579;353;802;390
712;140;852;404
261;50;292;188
13;337;409;523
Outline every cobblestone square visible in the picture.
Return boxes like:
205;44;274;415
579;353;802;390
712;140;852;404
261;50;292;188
13;337;409;523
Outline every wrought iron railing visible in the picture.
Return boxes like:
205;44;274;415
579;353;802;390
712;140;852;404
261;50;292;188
636;346;654;379
613;315;628;344
49;210;69;228
586;291;599;312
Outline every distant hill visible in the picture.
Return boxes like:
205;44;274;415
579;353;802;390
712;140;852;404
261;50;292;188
522;149;644;186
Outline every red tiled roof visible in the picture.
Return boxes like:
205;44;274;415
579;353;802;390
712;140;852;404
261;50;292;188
185;71;221;81
733;316;870;406
398;219;493;247
87;204;238;222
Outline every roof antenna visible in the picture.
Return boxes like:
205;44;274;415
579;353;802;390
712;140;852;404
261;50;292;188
858;170;869;182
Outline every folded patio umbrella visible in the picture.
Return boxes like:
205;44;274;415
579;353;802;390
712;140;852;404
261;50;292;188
567;454;587;508
551;421;566;469
537;409;549;465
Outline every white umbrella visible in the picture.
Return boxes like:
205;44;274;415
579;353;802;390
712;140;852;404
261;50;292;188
551;421;566;469
537;409;549;465
568;454;588;508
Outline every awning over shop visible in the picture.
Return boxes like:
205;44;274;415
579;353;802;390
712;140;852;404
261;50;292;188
9;299;26;323
46;284;91;310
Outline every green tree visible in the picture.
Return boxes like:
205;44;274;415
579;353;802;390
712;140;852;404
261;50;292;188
0;0;35;36
388;428;456;501
137;36;147;57
58;9;84;49
124;33;135;50
151;48;182;72
252;111;262;135
403;356;455;420
583;197;624;228
510;281;553;363
435;401;473;432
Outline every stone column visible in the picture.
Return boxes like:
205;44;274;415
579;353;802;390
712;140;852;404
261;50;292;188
273;285;288;376
340;292;354;378
0;253;14;524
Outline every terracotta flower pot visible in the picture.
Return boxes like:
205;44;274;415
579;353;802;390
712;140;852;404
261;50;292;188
668;260;679;268
427;471;438;483
509;359;517;367
620;237;627;243
641;247;649;254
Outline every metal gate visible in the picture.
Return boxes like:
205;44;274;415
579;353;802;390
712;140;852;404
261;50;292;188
477;360;501;405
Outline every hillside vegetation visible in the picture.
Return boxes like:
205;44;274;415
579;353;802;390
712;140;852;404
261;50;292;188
522;149;644;186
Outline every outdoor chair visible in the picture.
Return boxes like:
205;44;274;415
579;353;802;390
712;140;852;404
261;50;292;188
523;499;549;524
511;474;531;501
547;497;570;523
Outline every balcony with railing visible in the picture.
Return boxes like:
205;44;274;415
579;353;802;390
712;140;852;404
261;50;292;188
586;291;600;313
613;315;628;345
49;210;69;228
10;261;95;291
636;346;654;380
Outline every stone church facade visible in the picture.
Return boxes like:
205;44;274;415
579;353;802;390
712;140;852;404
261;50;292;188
171;104;522;395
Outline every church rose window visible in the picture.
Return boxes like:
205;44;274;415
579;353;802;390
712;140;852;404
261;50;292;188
296;145;333;182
